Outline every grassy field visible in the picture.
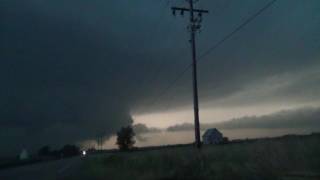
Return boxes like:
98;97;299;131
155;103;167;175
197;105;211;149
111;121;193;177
67;134;320;180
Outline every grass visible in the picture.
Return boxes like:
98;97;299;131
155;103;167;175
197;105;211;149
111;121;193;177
67;134;320;180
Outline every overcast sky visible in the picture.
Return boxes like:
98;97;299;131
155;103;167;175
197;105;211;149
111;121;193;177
1;0;320;155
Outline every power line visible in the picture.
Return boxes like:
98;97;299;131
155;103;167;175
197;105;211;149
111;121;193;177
148;63;191;107
198;0;277;61
129;0;177;102
142;0;189;94
133;0;191;110
146;0;278;110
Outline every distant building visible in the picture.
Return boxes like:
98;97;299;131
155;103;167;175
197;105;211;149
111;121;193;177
202;128;224;145
19;149;29;160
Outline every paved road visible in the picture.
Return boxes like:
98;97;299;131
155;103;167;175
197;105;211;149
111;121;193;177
0;156;85;180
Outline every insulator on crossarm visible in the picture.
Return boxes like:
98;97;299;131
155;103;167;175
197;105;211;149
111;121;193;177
172;10;176;16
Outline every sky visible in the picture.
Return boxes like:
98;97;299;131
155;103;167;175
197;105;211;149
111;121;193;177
1;0;320;155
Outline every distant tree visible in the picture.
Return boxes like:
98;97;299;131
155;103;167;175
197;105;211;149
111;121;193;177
116;126;135;150
51;150;61;158
222;137;229;144
87;147;96;153
60;144;80;157
38;145;51;157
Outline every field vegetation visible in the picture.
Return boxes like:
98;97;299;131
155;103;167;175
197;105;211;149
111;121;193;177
68;133;320;180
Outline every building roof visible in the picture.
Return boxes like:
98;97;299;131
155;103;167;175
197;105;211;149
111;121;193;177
202;128;222;137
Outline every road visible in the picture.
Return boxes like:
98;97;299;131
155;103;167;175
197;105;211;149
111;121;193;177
0;156;85;180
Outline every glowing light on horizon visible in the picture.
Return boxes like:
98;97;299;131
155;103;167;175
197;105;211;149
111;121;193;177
132;103;311;128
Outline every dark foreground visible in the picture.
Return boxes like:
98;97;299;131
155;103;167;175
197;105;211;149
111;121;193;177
0;156;83;180
69;133;320;180
1;133;320;180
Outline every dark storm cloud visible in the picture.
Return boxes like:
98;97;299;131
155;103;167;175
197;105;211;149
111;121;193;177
1;0;139;154
1;0;320;155
136;0;320;112
167;106;320;131
133;123;161;134
0;0;189;155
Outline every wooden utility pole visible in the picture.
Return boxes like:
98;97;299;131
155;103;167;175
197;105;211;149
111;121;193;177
171;0;208;148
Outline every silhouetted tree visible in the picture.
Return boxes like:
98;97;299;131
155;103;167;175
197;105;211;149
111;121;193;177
116;126;135;150
51;150;61;158
87;147;96;153
222;137;229;144
38;145;51;157
60;144;80;157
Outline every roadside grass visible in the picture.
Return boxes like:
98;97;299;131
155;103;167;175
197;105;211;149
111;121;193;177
68;134;320;180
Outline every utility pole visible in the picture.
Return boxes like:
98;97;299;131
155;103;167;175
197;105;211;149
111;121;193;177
97;133;104;151
171;0;208;148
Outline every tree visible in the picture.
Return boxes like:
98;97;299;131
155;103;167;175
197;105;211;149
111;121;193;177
60;144;80;157
116;126;135;150
38;145;51;157
222;137;229;144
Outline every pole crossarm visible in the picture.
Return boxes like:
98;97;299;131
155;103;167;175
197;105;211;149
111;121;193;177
171;7;209;14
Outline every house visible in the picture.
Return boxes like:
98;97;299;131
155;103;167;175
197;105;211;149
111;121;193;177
19;148;29;160
202;128;224;145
